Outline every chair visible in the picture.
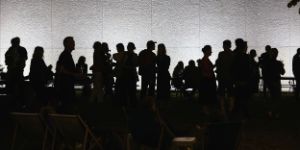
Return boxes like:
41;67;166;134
10;112;49;150
49;114;103;150
204;121;242;150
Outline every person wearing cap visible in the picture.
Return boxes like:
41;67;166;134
138;40;157;99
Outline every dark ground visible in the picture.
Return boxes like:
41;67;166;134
1;92;300;150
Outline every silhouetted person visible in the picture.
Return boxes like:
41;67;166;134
249;49;260;93
76;56;91;97
55;36;81;112
215;40;234;115
182;60;200;99
90;41;105;103
138;40;157;99
232;40;252;119
5;37;28;109
172;61;184;92
259;45;272;97
292;48;300;100
102;42;114;100
199;45;217;114
29;46;53;107
123;42;138;107
113;43;127;106
156;43;171;102
264;48;285;118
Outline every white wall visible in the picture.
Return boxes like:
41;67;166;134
0;0;299;77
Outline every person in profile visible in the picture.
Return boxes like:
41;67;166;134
172;61;184;94
156;43;171;102
215;40;234;115
5;37;28;109
264;48;285;118
259;45;272;97
138;40;157;99
55;36;82;112
76;56;91;97
113;43;127;106
199;45;217;114
123;42;138;107
29;46;53;108
249;49;260;94
292;48;300;100
90;41;105;103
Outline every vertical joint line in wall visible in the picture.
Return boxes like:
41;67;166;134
101;0;104;41
244;0;247;40
51;0;53;51
151;0;153;39
198;1;201;48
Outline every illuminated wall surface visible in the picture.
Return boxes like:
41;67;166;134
0;0;299;77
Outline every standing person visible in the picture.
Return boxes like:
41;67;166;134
5;37;28;110
138;40;157;99
259;45;272;97
55;36;81;112
264;48;285;118
113;43;127;106
199;45;217;114
231;40;252;119
90;41;105;103
215;40;234;115
102;42;114;100
29;46;53;108
123;42;138;107
292;48;300;100
156;43;171;102
249;49;260;94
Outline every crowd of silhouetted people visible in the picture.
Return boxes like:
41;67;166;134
4;36;300;149
3;36;300;120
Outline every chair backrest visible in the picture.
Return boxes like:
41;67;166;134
11;112;45;138
48;114;86;143
206;121;242;150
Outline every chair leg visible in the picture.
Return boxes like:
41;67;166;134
11;124;18;150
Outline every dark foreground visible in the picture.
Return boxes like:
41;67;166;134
0;92;300;150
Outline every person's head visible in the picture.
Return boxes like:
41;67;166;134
93;41;102;51
63;36;75;51
297;48;300;55
202;45;212;57
32;46;44;59
249;49;257;58
177;61;184;69
271;48;278;59
235;38;244;49
241;41;248;53
11;37;20;47
223;40;231;50
127;42;136;52
157;43;166;56
265;45;271;53
102;42;110;53
116;43;125;53
78;56;86;65
188;60;195;67
146;40;156;51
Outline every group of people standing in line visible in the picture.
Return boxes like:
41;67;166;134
3;36;300;118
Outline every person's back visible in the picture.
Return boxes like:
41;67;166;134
138;49;156;76
183;62;200;88
216;50;233;81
